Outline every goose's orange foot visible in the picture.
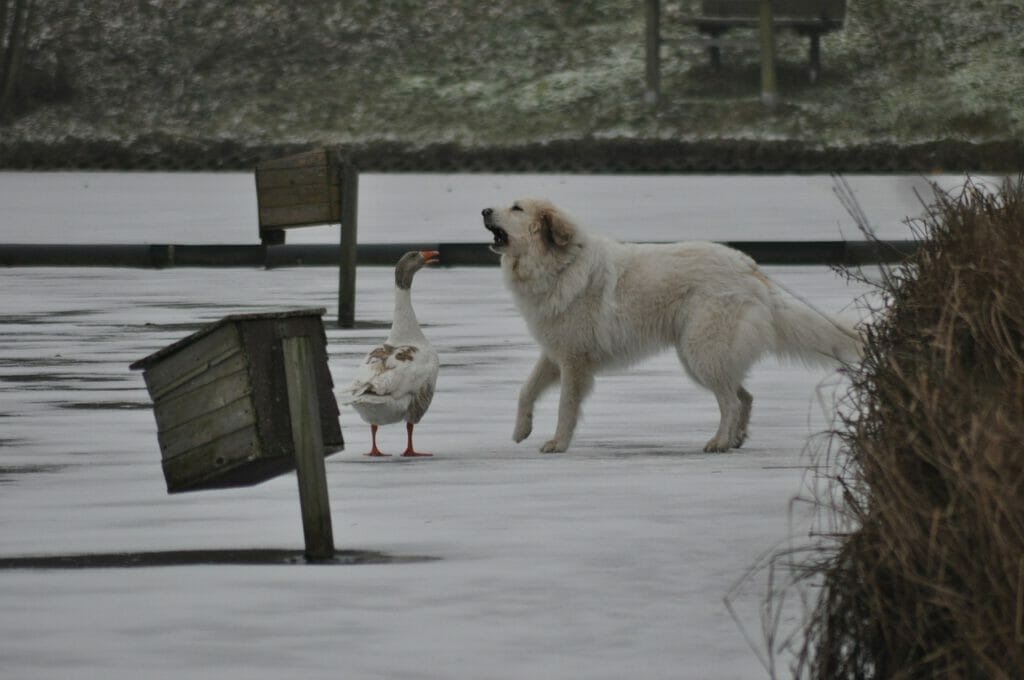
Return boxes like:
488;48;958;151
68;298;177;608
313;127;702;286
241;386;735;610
365;425;391;457
401;423;432;457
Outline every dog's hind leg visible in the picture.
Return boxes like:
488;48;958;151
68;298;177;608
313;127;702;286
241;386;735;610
514;355;560;443
675;306;762;452
687;365;754;452
704;386;745;452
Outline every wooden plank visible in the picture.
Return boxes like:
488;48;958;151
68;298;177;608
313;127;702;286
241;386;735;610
142;324;241;401
145;345;240;403
161;425;262;493
153;367;252;432
694;16;841;30
701;0;845;20
256;182;336;210
256;149;330;172
283;336;335;559
255;165;331;190
157;393;257;460
155;350;247;402
259;203;340;229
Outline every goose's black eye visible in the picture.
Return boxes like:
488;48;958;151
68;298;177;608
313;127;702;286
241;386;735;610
511;204;523;212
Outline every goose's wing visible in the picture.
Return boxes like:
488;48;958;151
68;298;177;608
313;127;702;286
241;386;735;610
342;342;438;409
404;346;439;424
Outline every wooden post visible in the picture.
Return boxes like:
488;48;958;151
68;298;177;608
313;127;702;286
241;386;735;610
758;0;778;106
338;161;359;328
644;0;660;105
282;335;335;560
808;32;821;83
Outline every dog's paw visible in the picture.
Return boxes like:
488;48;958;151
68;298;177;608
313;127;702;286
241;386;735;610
540;438;568;454
703;438;731;453
512;415;533;443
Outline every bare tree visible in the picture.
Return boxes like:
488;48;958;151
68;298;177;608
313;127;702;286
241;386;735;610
0;0;34;119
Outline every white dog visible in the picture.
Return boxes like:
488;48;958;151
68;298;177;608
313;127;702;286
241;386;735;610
482;199;861;453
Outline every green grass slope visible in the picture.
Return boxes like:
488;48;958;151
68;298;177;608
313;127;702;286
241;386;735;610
2;1;1022;169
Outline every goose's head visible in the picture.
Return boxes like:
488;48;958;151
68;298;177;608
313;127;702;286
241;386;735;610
395;250;440;289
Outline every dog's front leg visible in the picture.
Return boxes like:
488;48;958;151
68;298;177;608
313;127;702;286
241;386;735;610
514;355;560;443
541;362;593;453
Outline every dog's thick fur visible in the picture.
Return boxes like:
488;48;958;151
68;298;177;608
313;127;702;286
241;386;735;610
482;198;862;453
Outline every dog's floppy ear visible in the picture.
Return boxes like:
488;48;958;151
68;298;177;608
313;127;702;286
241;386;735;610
540;207;574;248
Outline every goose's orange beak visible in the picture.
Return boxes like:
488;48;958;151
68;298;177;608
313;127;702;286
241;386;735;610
421;250;440;265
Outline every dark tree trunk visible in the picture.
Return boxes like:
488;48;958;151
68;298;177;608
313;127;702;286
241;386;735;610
0;0;34;119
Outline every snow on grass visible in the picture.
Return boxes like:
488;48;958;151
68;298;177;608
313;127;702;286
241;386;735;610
7;1;1023;150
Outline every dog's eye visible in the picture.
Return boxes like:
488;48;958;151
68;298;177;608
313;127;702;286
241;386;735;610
511;204;523;212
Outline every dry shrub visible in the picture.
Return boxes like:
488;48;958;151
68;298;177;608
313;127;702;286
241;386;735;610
795;176;1024;678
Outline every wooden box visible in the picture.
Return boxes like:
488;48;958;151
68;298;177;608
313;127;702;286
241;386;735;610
130;308;344;493
256;149;343;243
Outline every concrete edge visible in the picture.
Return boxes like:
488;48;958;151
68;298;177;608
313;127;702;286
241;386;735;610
0;241;920;268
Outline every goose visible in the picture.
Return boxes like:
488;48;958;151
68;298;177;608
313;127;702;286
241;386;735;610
342;250;440;457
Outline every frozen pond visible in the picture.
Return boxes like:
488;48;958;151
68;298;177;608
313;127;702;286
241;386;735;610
0;172;913;678
0;171;989;245
0;263;872;680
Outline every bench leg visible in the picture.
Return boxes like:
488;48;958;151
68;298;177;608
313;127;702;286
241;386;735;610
808;33;821;84
709;43;721;71
644;0;660;104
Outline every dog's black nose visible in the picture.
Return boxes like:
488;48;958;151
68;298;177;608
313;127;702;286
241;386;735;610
482;208;493;218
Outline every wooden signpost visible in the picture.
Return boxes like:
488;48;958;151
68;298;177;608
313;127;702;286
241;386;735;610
255;149;360;328
130;308;343;560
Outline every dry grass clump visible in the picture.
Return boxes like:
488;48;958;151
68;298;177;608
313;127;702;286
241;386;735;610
796;176;1024;678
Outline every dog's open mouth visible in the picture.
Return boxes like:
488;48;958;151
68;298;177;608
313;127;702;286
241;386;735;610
486;224;509;252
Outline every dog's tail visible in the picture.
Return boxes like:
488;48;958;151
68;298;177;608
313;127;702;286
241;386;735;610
768;288;862;369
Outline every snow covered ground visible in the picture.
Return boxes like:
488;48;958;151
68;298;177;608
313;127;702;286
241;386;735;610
0;172;908;679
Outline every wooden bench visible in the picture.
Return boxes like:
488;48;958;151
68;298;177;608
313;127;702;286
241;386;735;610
644;0;846;103
694;0;845;83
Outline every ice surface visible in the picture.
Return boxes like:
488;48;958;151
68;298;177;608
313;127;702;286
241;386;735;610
0;171;996;245
0;173;882;679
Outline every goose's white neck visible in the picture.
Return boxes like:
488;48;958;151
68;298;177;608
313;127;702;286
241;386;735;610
387;286;426;344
